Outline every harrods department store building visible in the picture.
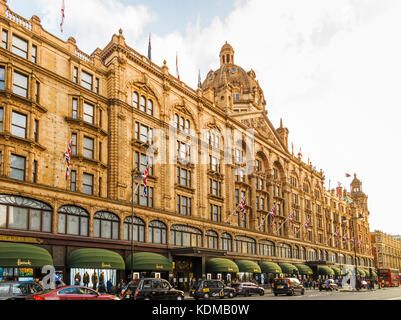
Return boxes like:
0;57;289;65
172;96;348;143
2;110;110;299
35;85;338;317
0;2;374;289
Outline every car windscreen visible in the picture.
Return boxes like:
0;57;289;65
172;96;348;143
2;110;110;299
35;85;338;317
273;279;288;285
231;283;241;288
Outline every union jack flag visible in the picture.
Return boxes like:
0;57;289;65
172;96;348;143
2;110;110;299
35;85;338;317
304;216;310;231
239;197;246;219
289;211;295;230
358;239;363;247
142;165;149;197
334;229;340;239
65;139;72;179
342;232;348;241
270;204;276;226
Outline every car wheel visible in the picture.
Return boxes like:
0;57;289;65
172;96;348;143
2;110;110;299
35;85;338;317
274;293;278;296
176;295;184;300
144;297;151;301
301;289;305;295
204;293;210;299
259;291;264;296
228;291;234;298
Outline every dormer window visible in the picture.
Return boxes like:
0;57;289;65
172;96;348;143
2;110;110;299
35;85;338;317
233;93;240;101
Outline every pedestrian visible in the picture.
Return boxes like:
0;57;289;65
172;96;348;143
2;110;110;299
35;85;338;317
74;272;81;286
92;272;98;291
106;279;113;294
83;272;90;287
117;279;125;296
98;280;106;294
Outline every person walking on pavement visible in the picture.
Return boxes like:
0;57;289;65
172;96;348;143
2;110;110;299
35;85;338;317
92;272;98;291
106;279;113;294
74;272;81;286
83;272;90;287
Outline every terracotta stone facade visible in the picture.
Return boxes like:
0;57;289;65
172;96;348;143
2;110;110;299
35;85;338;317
0;1;374;282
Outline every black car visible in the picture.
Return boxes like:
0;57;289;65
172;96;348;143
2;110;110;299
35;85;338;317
272;278;305;296
0;281;43;300
190;280;236;300
232;282;264;296
121;278;184;300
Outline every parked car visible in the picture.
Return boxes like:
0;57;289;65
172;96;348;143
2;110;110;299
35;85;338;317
121;278;184;300
29;286;119;300
231;282;264;296
190;280;236;300
272;278;305;296
0;281;44;300
319;279;338;291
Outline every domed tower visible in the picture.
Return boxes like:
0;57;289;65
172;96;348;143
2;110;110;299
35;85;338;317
202;42;266;112
350;173;368;211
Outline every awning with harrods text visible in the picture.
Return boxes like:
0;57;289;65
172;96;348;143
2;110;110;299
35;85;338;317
125;252;172;272
331;266;341;276
68;248;125;269
0;242;53;267
236;260;261;273
279;263;299;275
318;266;335;276
206;258;239;273
295;264;313;276
259;261;282;274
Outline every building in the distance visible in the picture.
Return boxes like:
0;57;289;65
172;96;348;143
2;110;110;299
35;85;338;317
371;230;401;271
0;1;374;290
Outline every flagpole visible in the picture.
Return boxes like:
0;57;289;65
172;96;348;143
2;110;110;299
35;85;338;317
54;157;66;188
130;173;141;282
276;214;290;234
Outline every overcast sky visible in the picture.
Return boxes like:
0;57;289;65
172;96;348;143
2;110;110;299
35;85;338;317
8;0;401;235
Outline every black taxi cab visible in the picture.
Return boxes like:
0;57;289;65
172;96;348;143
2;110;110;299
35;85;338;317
190;280;236;300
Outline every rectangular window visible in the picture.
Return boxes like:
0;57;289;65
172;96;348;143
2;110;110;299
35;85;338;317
34;119;39;142
99;177;102;196
0;107;3;132
33;160;37;183
71;133;77;155
0;66;5;90
82;173;93;195
11;111;27;139
1;30;8;49
235;189;239;204
95;78;99;94
12;34;28;59
31;45;37;63
13;71;28;98
256;196;259;210
72;98;78;119
83;136;94;159
83;102;94;124
73;67;78;83
35;81;39;103
81;70;93;90
98;142;102;161
70;170;76;191
10;154;26;181
99;109;102;128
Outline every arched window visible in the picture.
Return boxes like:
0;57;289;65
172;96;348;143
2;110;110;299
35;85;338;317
221;233;232;252
206;230;218;249
123;216;145;242
148;220;167;244
170;225;202;247
57;205;89;236
307;249;317;261
234;236;256;254
133;92;139;108
259;240;275;257
174;114;179;129
93;211;119;239
147;99;153;116
278;243;292;258
293;246;299;259
140;96;146;112
300;247;306;260
0;194;52;233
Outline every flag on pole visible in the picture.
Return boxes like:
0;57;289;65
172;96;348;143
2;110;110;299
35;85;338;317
297;148;302;159
65;139;72;179
147;33;152;60
60;0;65;33
345;173;351;178
239;197;246;219
334;229;340;239
289;211;295;230
304;216;310;231
142;165;149;197
342;232;348;241
270;204;276;226
198;69;202;89
176;52;180;81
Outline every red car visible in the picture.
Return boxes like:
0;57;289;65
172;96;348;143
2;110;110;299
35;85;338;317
29;286;119;300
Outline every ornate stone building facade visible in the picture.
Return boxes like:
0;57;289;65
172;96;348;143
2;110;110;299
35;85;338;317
371;231;401;271
0;2;374;288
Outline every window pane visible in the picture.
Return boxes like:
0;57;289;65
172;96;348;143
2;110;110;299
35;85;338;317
101;220;111;238
133;92;139;108
13;71;28;98
67;215;79;235
83;102;94;124
0;205;7;228
29;209;41;231
147;99;153;115
11;112;27;138
32;45;37;63
112;222;119;239
140;96;146;112
81;70;93;90
58;213;66;233
93;219;100;237
42;211;51;232
1;30;8;49
10;154;25;180
82;174;93;195
83;137;94;159
12;35;28;59
182;232;190;246
0;66;4;91
8;207;28;230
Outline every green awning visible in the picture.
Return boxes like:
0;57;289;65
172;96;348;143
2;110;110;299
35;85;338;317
295;264;313;275
318;266;335;276
357;269;366;276
0;242;53;267
236;260;261;273
68;248;125;269
260;261;282;274
331;267;341;276
125;252;172;272
206;258;239;273
371;270;377;277
279;263;299;275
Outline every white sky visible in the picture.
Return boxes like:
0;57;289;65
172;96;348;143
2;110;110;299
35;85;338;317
8;0;401;235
